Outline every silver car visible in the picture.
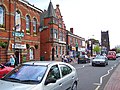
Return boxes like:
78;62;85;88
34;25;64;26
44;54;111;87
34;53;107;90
0;61;78;90
92;55;108;66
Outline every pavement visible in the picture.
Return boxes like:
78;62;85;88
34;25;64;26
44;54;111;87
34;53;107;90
103;63;120;90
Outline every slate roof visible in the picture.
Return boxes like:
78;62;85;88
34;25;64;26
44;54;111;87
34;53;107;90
46;1;56;18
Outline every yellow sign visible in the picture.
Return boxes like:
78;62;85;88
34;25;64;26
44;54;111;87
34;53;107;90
72;47;76;50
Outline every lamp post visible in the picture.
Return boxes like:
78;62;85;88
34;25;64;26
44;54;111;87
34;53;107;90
14;0;16;53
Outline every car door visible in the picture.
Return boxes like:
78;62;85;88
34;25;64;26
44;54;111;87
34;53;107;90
0;64;6;78
59;64;74;90
43;65;62;90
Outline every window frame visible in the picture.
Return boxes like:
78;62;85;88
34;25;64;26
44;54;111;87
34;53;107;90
15;10;21;31
0;6;5;28
46;65;61;80
33;18;37;34
26;15;30;34
59;64;72;77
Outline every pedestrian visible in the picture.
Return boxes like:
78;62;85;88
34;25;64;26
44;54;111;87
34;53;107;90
64;55;68;63
5;55;15;67
14;55;19;66
61;54;64;62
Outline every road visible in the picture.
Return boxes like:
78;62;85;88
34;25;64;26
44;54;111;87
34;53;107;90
72;58;120;90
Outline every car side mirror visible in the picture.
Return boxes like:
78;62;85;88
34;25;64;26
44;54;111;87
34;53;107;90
45;77;56;85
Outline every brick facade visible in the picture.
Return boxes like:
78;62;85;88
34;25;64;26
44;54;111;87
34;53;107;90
0;0;42;63
0;0;85;63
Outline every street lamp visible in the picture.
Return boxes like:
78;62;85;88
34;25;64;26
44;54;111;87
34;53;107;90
14;0;16;53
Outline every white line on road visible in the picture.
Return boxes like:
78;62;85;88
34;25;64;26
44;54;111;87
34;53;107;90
94;63;118;90
76;65;85;69
76;63;91;69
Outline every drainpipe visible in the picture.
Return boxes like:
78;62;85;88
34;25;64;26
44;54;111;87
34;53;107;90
6;0;11;62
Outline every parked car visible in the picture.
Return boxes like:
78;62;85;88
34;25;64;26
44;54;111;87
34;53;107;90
116;53;120;58
107;51;116;60
0;64;14;79
0;61;78;90
78;55;90;64
92;55;108;66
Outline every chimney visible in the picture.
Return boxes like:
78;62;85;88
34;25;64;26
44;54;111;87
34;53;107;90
56;4;59;8
70;28;73;33
44;9;46;12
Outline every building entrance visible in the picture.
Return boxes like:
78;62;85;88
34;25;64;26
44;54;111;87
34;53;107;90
15;50;20;65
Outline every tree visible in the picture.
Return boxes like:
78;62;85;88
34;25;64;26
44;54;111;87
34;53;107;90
115;47;120;53
93;45;101;54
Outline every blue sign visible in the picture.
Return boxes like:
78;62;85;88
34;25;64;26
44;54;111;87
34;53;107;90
12;32;24;37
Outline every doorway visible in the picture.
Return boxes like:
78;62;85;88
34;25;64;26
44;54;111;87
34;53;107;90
15;50;20;65
52;47;55;61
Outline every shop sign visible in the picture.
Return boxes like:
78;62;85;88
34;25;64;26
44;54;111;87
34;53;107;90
72;47;76;51
12;32;24;37
12;44;26;49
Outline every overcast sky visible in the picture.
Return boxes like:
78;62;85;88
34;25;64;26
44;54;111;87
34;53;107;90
28;0;120;49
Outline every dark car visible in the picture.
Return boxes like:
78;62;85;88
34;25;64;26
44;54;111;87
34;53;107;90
92;55;108;66
0;64;14;78
78;55;90;64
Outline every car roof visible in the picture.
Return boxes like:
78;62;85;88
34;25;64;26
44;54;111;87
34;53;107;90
23;61;66;66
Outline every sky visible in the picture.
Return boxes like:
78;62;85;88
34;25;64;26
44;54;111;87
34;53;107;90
28;0;120;49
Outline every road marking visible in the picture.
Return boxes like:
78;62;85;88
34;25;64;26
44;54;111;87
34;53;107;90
76;65;85;69
93;83;101;86
76;63;91;69
95;85;100;90
94;63;118;90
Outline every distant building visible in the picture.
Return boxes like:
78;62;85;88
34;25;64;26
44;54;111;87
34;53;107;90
101;31;110;54
86;38;100;56
67;28;85;58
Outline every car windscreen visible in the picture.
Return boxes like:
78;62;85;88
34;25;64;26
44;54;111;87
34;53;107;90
95;56;105;59
2;64;47;84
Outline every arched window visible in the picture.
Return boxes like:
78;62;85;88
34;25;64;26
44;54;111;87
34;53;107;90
0;6;5;28
26;15;30;33
15;10;21;31
33;18;37;34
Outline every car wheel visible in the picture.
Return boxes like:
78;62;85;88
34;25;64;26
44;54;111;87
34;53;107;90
103;63;106;67
92;63;95;66
106;62;108;65
71;82;77;90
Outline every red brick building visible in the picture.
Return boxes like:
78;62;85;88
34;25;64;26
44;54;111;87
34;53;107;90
0;0;86;63
40;1;67;61
40;1;85;61
67;28;86;58
0;0;42;63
